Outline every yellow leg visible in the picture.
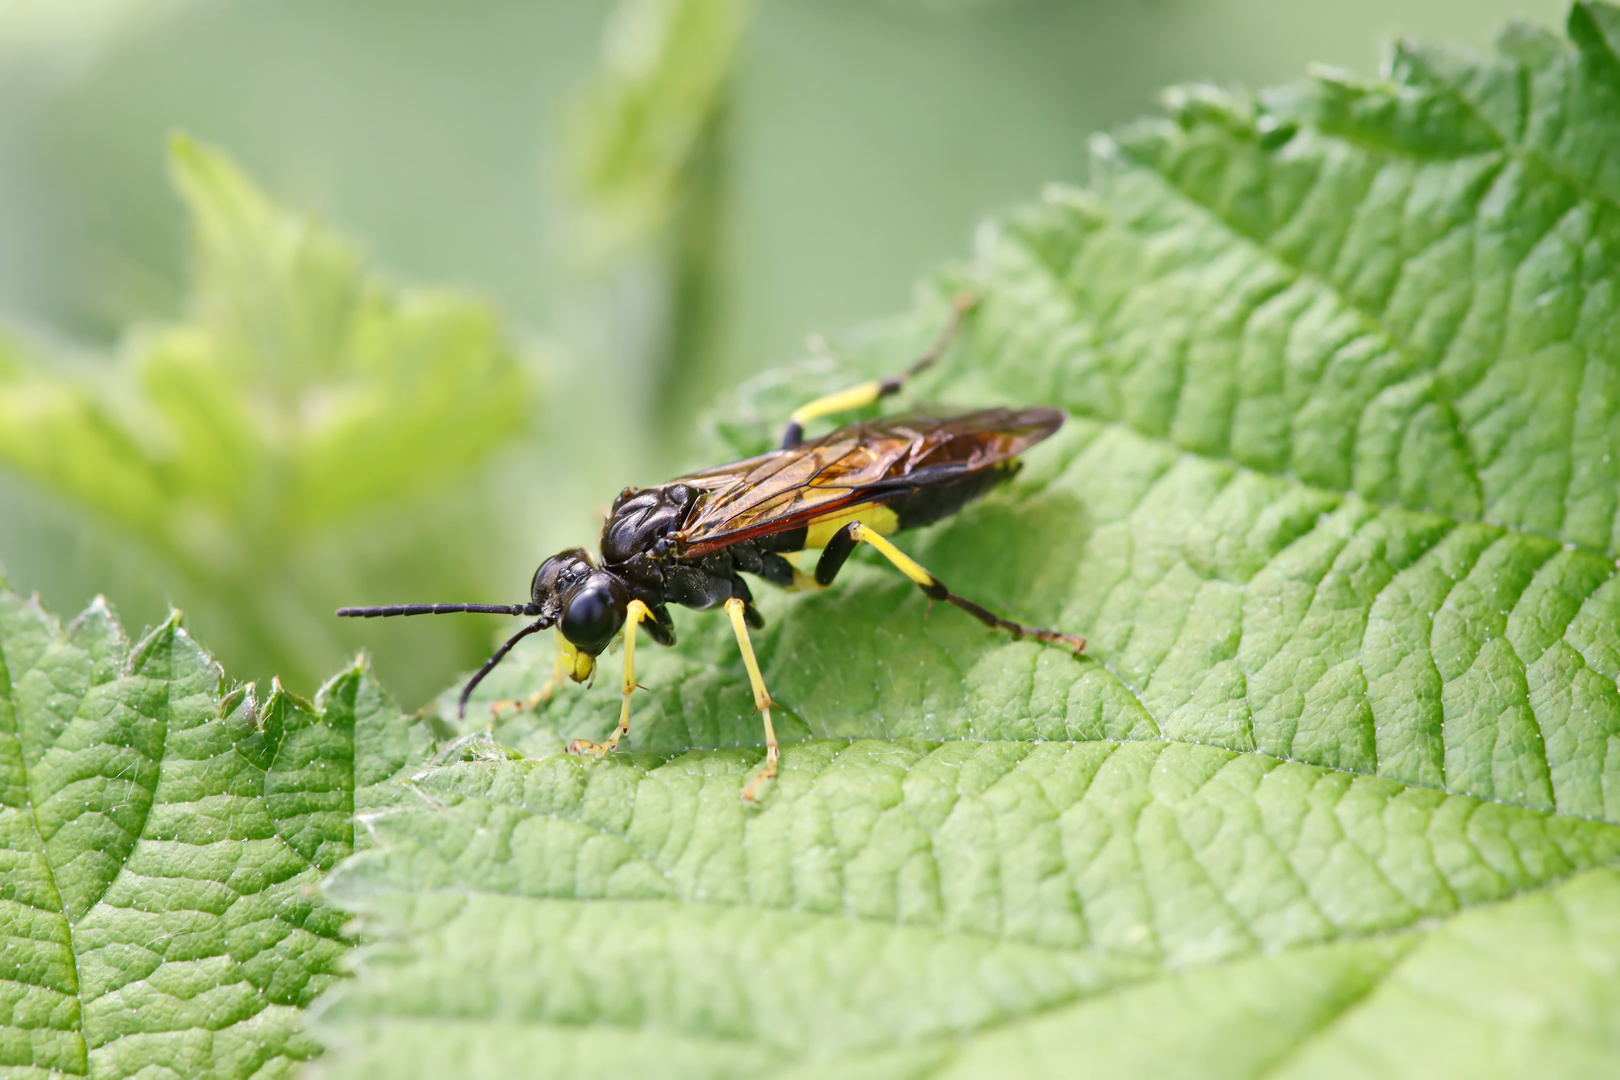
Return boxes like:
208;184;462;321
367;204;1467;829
850;524;937;590
789;381;894;428
850;523;1086;653
566;600;652;759
781;292;977;448
725;597;780;803
490;633;595;719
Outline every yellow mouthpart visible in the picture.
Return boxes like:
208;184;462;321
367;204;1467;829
559;636;596;682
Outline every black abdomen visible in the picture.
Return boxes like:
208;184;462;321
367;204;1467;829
890;460;1020;531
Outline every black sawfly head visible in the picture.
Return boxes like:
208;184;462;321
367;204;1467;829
525;549;631;656
333;546;635;719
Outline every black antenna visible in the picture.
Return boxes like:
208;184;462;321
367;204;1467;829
457;619;549;718
335;601;553;718
336;603;536;618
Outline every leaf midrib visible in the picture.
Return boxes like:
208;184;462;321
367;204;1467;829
1030;424;1606;810
0;609;90;1071
332;879;1594;1072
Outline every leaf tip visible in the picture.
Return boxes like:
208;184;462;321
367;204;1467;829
219;683;250;720
268;673;319;715
122;606;187;676
164;129;219;192
1569;0;1620;62
166;128;196;159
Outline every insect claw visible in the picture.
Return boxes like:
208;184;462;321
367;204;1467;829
739;744;781;804
489;689;548;720
566;737;614;759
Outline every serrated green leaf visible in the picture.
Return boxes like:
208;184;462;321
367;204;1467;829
0;574;425;1079
315;742;1620;1076
314;5;1620;1076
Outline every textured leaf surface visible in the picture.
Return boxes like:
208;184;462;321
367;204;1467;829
0;576;420;1078
315;6;1620;1077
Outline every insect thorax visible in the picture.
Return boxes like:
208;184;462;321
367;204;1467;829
597;484;727;610
601;483;701;566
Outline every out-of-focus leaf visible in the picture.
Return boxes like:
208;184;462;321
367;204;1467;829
566;0;750;262
311;5;1620;1076
157;135;531;531
0;573;429;1078
0;136;532;693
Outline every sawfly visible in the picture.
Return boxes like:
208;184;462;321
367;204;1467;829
338;295;1084;801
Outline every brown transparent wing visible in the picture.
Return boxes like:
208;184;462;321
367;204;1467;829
672;407;1062;557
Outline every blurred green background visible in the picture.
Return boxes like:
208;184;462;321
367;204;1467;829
0;0;1568;705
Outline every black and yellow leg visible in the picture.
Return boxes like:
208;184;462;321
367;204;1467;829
491;633;595;719
781;292;978;449
724;596;781;803
757;551;826;593
812;521;863;586
842;522;1085;653
566;600;654;759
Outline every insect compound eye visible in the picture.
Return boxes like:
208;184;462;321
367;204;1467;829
532;548;595;609
561;576;627;655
